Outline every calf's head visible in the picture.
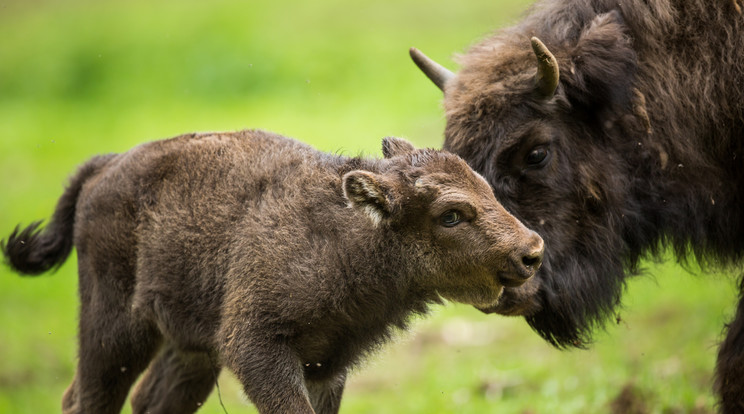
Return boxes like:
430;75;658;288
343;137;544;309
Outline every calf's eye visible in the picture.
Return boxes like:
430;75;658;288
525;146;550;167
439;210;463;227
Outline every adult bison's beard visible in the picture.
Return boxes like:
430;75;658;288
526;249;629;349
479;233;631;349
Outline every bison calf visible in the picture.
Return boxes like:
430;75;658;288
2;130;543;414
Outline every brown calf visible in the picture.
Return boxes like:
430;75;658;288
2;130;543;414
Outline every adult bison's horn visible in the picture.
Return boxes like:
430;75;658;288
409;47;454;91
530;37;559;98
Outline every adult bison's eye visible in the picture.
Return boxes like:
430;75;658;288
440;210;463;227
525;145;550;168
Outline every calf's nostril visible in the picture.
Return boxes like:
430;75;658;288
522;254;541;268
517;246;543;279
500;232;544;287
521;232;544;271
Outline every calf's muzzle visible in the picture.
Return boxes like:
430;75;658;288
500;231;544;287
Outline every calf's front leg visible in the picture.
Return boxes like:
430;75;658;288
307;372;347;414
221;334;316;414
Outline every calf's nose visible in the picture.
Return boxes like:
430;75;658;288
501;232;544;287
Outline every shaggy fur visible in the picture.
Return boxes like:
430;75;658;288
2;130;544;414
414;0;744;410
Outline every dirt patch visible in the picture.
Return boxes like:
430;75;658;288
610;383;714;414
610;384;650;414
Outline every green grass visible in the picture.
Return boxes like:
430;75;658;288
0;0;738;413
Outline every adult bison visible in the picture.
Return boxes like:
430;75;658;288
410;0;744;410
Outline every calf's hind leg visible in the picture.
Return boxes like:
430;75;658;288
62;306;161;414
131;345;221;414
62;259;161;414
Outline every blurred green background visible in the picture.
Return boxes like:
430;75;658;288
0;0;738;413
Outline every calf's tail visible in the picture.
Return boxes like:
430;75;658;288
2;154;115;275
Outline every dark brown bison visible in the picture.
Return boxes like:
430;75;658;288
2;130;543;414
410;0;744;410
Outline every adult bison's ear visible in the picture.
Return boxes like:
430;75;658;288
564;10;637;110
343;171;393;226
382;137;416;159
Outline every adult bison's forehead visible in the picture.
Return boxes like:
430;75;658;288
444;36;557;114
450;41;536;100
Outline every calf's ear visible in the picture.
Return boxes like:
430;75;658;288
382;137;416;158
343;171;392;226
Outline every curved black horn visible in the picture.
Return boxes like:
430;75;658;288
409;47;454;91
530;37;559;98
